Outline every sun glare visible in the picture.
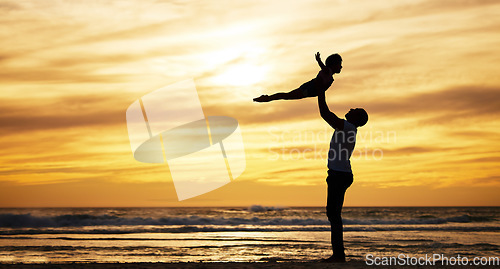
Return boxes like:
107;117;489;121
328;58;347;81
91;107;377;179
212;63;267;87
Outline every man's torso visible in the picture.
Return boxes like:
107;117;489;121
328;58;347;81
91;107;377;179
328;120;357;172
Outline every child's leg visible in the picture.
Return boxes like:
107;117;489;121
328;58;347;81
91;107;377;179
271;88;304;100
254;88;305;102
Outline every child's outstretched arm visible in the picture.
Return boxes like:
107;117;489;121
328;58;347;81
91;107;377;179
315;52;327;70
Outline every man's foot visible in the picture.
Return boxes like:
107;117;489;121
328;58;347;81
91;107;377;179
253;95;271;102
320;255;346;263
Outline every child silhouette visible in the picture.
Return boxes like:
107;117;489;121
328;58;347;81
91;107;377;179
253;52;342;102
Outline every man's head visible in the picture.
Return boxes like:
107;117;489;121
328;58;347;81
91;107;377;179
325;54;342;74
346;108;368;127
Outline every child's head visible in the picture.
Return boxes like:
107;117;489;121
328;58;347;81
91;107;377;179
346;108;368;127
325;54;342;73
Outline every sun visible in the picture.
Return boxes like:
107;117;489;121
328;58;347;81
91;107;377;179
212;63;267;87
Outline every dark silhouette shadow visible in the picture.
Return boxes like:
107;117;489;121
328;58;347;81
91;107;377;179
253;52;342;102
255;52;369;263
316;62;368;261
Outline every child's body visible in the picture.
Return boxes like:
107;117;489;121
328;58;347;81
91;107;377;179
253;52;342;102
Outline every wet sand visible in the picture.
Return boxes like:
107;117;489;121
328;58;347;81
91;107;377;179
1;261;498;269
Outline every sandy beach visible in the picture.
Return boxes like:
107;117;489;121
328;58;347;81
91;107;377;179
1;261;499;269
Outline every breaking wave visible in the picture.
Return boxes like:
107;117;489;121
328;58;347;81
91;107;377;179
0;212;496;232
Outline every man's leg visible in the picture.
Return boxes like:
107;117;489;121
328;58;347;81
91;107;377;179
325;170;353;261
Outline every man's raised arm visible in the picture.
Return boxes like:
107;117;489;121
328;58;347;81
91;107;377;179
318;91;344;130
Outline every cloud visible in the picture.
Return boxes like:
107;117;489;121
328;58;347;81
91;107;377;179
0;94;132;135
0;68;130;83
446;130;500;140
470;175;500;185
365;0;500;22
0;1;20;11
363;146;451;156
461;156;500;164
201;85;500;128
365;85;500;122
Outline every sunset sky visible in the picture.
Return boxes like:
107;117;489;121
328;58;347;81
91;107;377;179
1;0;499;207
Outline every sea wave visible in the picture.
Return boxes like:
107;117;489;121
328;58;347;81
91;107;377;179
1;213;325;227
0;213;496;229
247;205;285;212
0;225;499;235
1;242;497;252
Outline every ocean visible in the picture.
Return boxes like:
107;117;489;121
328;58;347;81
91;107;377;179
0;207;498;264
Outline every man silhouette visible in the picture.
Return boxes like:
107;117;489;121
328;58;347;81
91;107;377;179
317;88;368;263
